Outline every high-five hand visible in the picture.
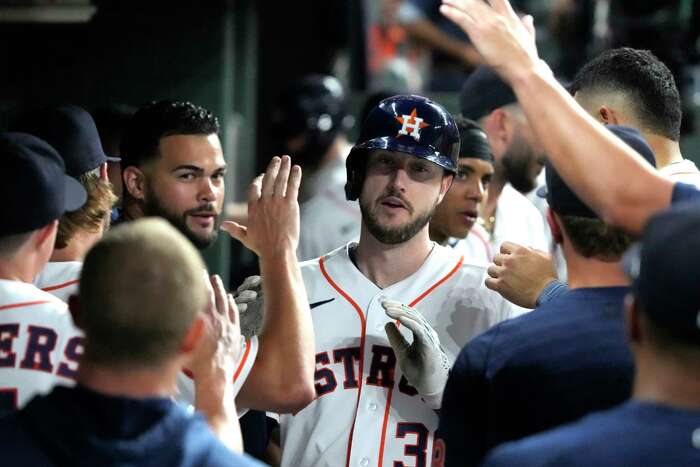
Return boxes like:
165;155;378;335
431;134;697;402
440;0;539;83
221;155;302;257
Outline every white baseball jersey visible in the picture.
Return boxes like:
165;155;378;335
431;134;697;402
280;242;525;467
660;159;700;187
492;183;548;253
175;335;258;417
34;261;82;303
298;157;361;262
0;279;83;412
449;223;493;266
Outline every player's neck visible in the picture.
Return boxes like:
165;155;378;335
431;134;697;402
562;242;629;289
633;351;700;410
354;225;434;289
76;358;181;400
51;229;103;262
0;253;44;284
644;133;683;169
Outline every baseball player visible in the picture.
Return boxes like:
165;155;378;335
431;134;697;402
118;100;315;415
13;106;117;303
459;66;548;254
271;75;361;261
0;133;87;414
278;95;523;467
429;116;495;264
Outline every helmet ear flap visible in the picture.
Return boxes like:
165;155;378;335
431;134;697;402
344;148;365;201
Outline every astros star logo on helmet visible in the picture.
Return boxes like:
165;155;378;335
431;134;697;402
396;108;430;141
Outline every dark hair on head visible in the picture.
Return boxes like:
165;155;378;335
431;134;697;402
570;48;681;141
559;215;634;261
120;100;219;169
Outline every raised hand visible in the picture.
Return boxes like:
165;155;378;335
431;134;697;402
221;155;302;258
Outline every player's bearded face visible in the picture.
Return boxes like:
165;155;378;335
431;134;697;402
143;184;221;250
501;125;545;194
360;188;439;245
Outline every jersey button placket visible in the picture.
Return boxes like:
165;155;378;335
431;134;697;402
359;457;370;466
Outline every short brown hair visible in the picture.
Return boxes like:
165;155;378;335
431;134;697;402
560;215;634;261
55;172;117;249
79;218;208;369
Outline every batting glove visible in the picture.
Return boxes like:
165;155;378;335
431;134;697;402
233;275;264;337
381;298;450;410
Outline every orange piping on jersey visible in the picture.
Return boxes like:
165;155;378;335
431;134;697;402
377;255;464;467
319;255;367;467
41;279;80;293
470;227;493;262
0;300;52;312
234;338;253;382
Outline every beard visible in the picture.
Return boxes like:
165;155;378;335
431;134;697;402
360;190;436;245
143;188;220;250
501;138;542;194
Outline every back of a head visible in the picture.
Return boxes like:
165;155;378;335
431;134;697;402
624;203;700;353
0;132;86;259
544;125;656;260
570;47;681;142
79;218;207;369
120;100;219;171
459;66;517;122
11;105;117;249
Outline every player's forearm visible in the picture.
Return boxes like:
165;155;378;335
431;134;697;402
256;249;315;411
195;375;243;453
510;61;673;234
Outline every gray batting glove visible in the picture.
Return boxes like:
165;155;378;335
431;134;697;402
234;275;264;337
381;298;450;410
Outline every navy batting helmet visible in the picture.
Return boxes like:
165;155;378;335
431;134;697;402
345;94;460;200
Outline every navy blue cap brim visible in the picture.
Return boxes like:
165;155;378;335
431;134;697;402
355;136;457;173
63;175;88;213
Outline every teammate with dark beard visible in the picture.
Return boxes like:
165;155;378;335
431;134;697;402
460;65;547;253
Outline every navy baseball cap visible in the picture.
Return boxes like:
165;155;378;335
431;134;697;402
459;66;517;120
623;203;700;341
0;132;87;236
539;125;656;218
13;105;110;177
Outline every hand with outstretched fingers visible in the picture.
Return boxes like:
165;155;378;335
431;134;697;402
220;155;302;258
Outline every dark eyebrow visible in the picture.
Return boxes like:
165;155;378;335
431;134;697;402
172;165;204;173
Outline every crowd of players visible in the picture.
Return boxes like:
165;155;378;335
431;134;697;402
2;0;700;465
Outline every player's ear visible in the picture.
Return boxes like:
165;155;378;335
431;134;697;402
98;162;109;181
483;109;508;160
180;314;205;354
438;173;454;201
67;294;84;330
122;166;148;201
598;105;620;125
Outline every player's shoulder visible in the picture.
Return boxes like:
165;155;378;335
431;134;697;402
500;184;542;217
299;243;352;277
482;403;640;467
0;279;67;310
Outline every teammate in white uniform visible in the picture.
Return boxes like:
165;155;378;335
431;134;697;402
15;106;117;303
279;95;523;467
459;66;548;253
270;75;361;261
429;117;495;265
119;100;315;414
0;133;87;414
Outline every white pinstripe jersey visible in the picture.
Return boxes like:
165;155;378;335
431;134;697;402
280;242;524;467
0;280;83;412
